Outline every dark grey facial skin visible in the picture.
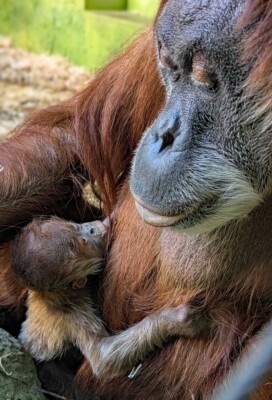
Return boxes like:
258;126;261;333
130;0;271;234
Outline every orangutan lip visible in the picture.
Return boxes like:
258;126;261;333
134;196;219;228
135;201;197;227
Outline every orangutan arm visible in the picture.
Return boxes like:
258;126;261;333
0;107;81;242
80;305;208;381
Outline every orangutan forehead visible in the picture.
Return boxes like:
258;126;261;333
156;0;246;48
161;0;243;19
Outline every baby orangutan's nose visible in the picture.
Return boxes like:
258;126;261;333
80;220;108;238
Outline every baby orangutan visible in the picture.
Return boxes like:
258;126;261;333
10;217;207;380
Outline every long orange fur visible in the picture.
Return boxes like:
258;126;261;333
1;0;272;398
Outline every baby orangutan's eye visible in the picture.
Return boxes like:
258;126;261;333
69;223;79;232
72;277;88;289
82;237;88;245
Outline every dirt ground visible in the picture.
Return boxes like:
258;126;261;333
0;36;92;139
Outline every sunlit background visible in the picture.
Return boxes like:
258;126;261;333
0;0;159;138
0;0;159;71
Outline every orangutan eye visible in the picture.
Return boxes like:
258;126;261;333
191;54;218;92
82;237;88;245
69;223;79;231
72;277;88;289
159;42;178;72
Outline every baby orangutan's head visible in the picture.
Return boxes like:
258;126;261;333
10;217;107;292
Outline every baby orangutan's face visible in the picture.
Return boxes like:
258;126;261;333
11;218;107;292
67;220;107;289
68;220;107;260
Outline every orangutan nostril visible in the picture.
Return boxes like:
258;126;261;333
159;131;175;152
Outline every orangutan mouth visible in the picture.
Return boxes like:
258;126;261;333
134;200;197;227
134;195;220;228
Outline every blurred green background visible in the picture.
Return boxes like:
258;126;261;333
0;0;159;71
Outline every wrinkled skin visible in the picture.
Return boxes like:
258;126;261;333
131;0;268;235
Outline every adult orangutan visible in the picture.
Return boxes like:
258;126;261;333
1;0;272;399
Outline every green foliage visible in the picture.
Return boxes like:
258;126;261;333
0;0;157;71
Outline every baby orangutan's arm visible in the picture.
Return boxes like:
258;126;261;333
20;290;207;381
78;304;208;380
